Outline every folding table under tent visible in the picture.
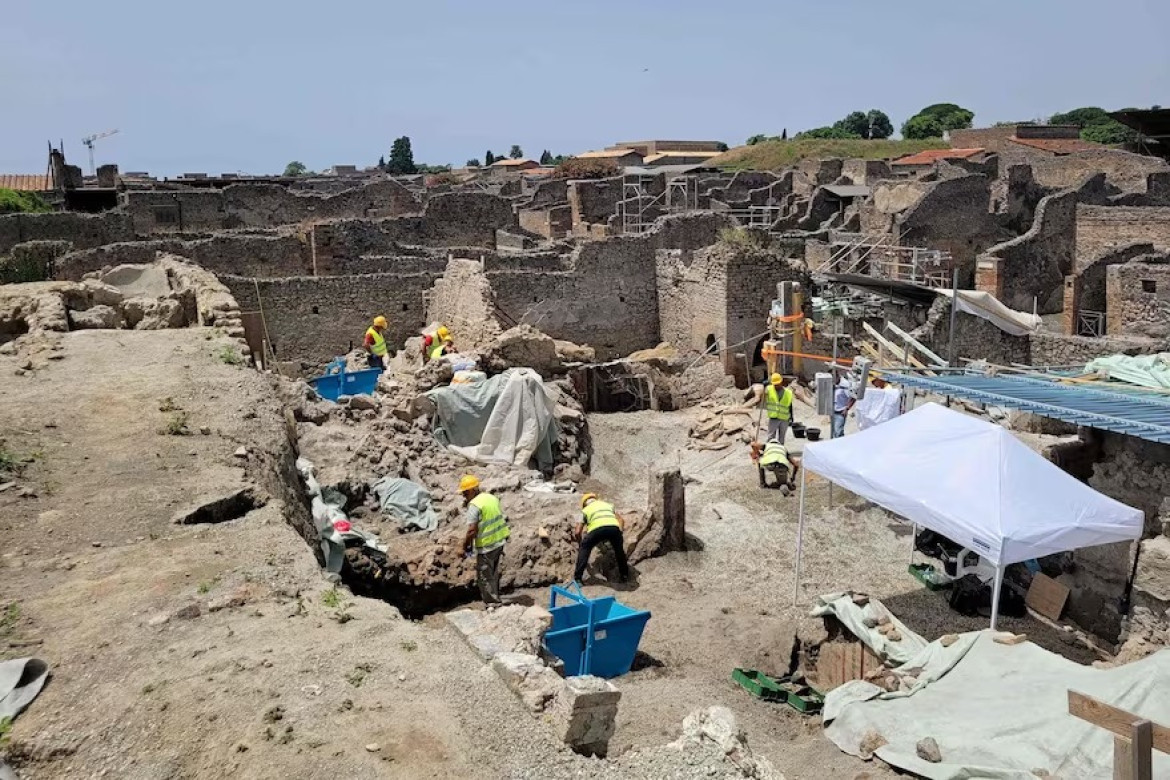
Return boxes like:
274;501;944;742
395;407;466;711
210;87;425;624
793;402;1144;628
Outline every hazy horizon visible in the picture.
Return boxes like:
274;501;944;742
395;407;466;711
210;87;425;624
2;0;1167;177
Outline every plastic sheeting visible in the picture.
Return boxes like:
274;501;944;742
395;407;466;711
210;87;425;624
853;386;902;431
824;631;1170;779
0;657;49;780
937;289;1043;336
426;368;557;470
810;593;928;665
370;476;438;532
1086;352;1170;389
296;457;387;574
801;402;1143;566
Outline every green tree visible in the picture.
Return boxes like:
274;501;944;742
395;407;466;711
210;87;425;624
834;111;869;138
780;128;788;140
746;134;768;146
796;126;860;140
1050;106;1134;145
539;150;554;165
864;110;894;140
377;155;385;170
715;141;729;152
386;136;417;175
283;161;308;177
902;103;975;139
508;145;524;159
466;158;481;168
485;150;496;165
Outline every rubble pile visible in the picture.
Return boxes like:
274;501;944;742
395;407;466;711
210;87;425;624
624;342;736;411
687;399;758;450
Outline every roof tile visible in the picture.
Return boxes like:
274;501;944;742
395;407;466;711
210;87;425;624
1008;137;1100;154
0;174;53;191
891;148;985;166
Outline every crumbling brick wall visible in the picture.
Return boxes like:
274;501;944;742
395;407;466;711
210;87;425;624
1077;205;1170;268
425;257;504;350
0;211;135;254
981;188;1078;314
55;233;313;280
1106;261;1170;338
897;173;1005;276
1030;332;1168;365
568;177;623;235
1014;149;1169;193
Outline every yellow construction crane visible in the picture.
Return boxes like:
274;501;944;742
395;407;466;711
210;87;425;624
82;129;119;176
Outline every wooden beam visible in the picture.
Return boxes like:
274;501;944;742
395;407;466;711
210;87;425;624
1069;690;1170;755
885;321;946;367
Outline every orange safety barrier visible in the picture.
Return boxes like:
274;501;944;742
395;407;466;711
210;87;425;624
761;347;853;365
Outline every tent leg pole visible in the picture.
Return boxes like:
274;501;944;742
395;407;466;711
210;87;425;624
990;565;1004;631
793;468;808;607
910;523;916;566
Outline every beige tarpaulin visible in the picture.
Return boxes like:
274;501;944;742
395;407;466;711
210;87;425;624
937;290;1042;336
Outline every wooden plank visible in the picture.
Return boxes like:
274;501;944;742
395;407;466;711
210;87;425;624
885;321;947;367
1132;720;1154;780
1025;573;1070;621
1068;691;1170;755
1116;734;1135;780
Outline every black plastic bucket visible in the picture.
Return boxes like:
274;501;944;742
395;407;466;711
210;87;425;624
805;428;821;441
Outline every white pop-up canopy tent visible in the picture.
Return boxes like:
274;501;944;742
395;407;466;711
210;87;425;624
794;402;1144;628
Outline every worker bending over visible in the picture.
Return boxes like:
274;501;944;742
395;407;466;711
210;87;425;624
752;436;800;494
574;493;630;585
757;373;812;443
429;325;455;362
459;475;510;604
363;315;389;369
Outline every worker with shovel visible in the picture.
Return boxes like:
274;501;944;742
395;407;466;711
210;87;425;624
574;494;630;585
459;475;510;605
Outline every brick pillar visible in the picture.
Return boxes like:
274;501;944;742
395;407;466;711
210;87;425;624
974;257;1003;299
1062;275;1081;336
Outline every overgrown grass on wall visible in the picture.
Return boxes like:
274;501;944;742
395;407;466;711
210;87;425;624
0;189;52;215
708;138;950;171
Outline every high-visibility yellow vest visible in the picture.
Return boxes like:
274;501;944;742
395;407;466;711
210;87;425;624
759;441;791;469
429;343;446;361
366;327;387;357
582;500;621;533
765;385;793;420
471;493;510;550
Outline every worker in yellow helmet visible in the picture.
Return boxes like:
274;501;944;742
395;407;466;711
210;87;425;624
459;474;510;604
756;373;811;444
363;316;389;369
429;325;455;362
574;493;629;584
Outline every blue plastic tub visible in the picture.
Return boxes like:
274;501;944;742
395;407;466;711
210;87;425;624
308;358;383;402
543;585;651;679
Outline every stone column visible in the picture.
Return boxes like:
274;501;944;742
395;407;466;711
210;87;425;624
650;467;686;552
1063;275;1081;336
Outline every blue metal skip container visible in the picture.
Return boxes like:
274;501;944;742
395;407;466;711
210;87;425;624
544;585;651;679
308;358;383;403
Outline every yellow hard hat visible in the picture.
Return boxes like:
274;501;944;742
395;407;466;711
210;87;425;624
580;492;598;508
770;373;784;386
373;315;388;328
436;325;450;340
458;475;480;493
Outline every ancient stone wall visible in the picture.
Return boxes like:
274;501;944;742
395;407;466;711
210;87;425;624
1030;332;1167;366
1077;205;1170;268
223;266;446;367
425;258;503;350
55;233;313;280
981;188;1078;314
1008;149;1169;193
948;126;1018;154
568;177;623;234
0;211;135;254
1106;261;1170;338
897;174;1004;275
656;248;728;357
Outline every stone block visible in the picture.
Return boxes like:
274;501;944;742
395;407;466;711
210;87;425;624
1134;536;1170;606
489;652;562;713
68;304;121;330
554;674;622;710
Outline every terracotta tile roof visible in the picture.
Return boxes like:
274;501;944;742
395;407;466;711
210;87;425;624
0;173;53;191
575;149;641;159
1008;137;1100;154
891;148;985;166
490;158;537;167
521;168;556;177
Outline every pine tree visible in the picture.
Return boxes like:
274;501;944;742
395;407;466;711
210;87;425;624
780;128;788;141
509;145;523;159
539;150;553;165
386;136;417;175
377;155;386;170
485;150;496;166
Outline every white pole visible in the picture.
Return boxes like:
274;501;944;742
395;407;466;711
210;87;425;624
989;564;1004;631
793;467;808;607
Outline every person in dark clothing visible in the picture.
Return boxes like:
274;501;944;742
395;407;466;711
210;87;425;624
573;493;630;584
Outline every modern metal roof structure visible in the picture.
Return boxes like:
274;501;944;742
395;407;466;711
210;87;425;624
883;370;1170;445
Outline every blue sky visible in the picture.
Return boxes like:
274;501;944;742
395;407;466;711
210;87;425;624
2;0;1167;176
